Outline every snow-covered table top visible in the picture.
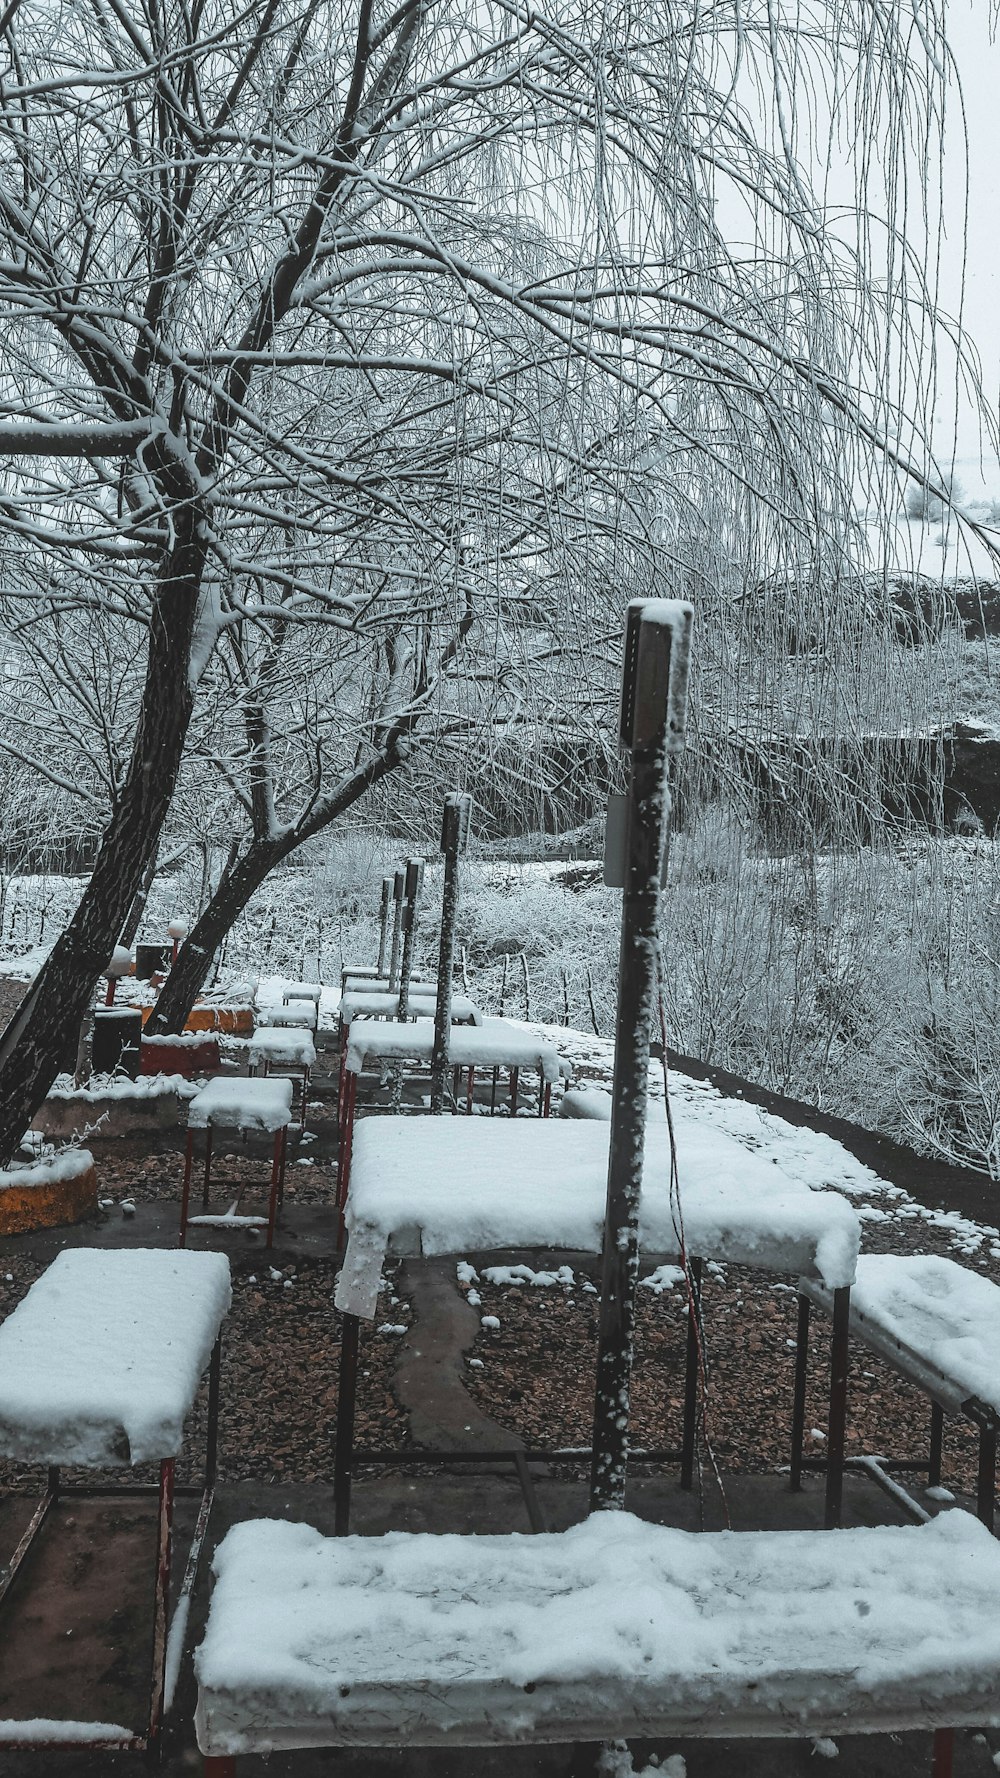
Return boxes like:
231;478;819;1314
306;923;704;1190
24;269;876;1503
262;1005;316;1029
283;983;322;1003
195;1509;1000;1755
247;1028;317;1068
342;973;436;994
802;1254;1000;1416
335;1115;860;1317
339;991;482;1027
0;1250;231;1466
188;1077;294;1132
344;1017;569;1084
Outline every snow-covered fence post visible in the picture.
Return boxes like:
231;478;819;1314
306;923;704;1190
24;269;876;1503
396;858;425;1020
376;877;393;977
589;599;693;1512
430;793;472;1113
387;870;405;990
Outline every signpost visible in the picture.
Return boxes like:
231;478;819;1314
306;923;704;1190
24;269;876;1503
589;598;693;1512
430;794;472;1113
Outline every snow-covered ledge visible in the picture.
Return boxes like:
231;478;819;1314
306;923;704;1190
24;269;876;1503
0;1147;97;1235
31;1072;201;1141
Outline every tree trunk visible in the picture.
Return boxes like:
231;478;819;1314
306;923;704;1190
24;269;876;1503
149;838;286;1032
0;516;208;1164
150;724;420;1030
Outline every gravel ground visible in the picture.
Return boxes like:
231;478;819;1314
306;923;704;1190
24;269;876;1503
3;972;999;1509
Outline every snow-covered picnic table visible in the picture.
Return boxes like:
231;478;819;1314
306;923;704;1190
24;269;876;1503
246;1028;316;1071
335;1114;860;1319
339;989;482;1026
798;1254;1000;1526
0;1249;231;1466
195;1508;1000;1766
260;1004;316;1030
0;1250;231;1754
343;1016;568;1084
341;971;436;994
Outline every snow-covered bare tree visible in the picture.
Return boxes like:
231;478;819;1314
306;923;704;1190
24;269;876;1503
0;0;980;1154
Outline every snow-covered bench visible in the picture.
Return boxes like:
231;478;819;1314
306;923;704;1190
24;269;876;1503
331;1114;860;1531
194;1509;1000;1776
797;1255;1000;1529
180;1077;294;1247
0;1248;230;1755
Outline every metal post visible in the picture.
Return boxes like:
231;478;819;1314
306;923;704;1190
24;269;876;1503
396;857;425;1020
376;876;393;976
790;1293;810;1490
680;1257;703;1490
932;1728;954;1778
430;794;471;1113
824;1285;850;1529
387;870;405;990
589;599;693;1513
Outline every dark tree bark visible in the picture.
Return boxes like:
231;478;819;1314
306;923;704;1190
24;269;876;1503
148;737;412;1032
0;505;208;1162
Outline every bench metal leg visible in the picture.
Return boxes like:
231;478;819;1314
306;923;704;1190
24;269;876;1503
929;1401;944;1489
336;1072;357;1251
510;1065;519;1116
466;1066;475;1114
204;1760;236;1776
179;1129;195;1247
334;1312;360;1535
978;1421;997;1532
790;1293;810;1490
147;1457;175;1754
542;1082;552;1117
681;1257;703;1490
824;1286;850;1529
932;1727;954;1778
265;1131;283;1248
201;1125;214;1209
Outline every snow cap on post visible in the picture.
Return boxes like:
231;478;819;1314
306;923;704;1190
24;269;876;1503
620;598;693;753
440;792;472;854
167;917;188;940
404;857;424;903
106;945;132;979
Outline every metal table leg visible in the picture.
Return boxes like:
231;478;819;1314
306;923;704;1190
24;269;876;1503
824;1286;850;1529
790;1293;810;1491
147;1457;175;1753
201;1125;214;1209
334;1313;360;1535
179;1129;195;1247
680;1257;703;1491
929;1401;944;1490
